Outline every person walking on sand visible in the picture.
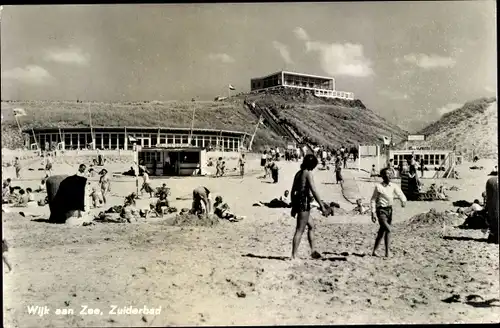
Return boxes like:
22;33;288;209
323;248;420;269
44;154;53;176
370;168;407;257
14;157;22;180
99;169;111;204
238;154;246;178
335;157;344;184
290;154;328;260
140;169;154;198
261;151;268;177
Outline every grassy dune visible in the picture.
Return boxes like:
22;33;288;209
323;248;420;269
418;97;497;159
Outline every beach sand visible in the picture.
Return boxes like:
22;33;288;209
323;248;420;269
2;155;498;326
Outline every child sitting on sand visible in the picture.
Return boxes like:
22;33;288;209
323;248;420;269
352;198;369;215
35;177;47;192
213;196;243;222
25;188;37;207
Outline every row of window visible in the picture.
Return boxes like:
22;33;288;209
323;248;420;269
393;154;447;166
315;90;354;98
31;133;242;151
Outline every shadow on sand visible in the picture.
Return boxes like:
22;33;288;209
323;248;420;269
322;251;367;258
442;236;490;242
31;218;64;224
261;181;275;184
242;253;347;262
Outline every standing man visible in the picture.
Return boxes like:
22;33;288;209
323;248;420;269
238;154;246;178
370;168;407;257
14;157;22;180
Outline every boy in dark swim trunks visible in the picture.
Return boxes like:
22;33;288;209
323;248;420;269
290;154;328;260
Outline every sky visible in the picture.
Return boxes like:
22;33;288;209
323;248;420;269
0;2;497;132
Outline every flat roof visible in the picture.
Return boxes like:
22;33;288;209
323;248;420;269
24;126;249;136
251;70;334;81
140;146;205;151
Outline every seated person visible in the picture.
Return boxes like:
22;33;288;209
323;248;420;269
150;191;171;216
12;189;28;207
213;196;242;222
352;198;369;215
35;177;47;192
120;193;141;222
25;188;37;207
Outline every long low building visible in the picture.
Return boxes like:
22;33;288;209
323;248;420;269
250;70;354;100
24;126;249;152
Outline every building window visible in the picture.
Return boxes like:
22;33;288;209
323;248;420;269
182;135;188;144
118;134;125;149
174;135;181;145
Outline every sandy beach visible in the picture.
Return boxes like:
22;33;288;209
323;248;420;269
2;154;498;327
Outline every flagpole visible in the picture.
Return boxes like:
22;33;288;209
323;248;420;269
32;128;39;152
248;115;262;151
189;107;196;145
88;103;95;150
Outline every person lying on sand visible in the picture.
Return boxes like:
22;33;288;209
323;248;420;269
214;196;243;222
290;154;328;260
3;239;12;273
370;168;407;258
457;199;483;216
254;190;292;208
192;186;212;217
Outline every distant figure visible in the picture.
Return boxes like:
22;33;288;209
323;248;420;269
215;157;222;177
140;170;154;198
99;169;111;204
335;158;343;184
269;161;279;183
220;161;226;177
14;157;21;179
369;165;378;182
44;154;53;176
370;168;407;257
387;159;396;179
473;155;479;163
420;158;425;178
290;154;328;260
238;154;246;178
342;150;348;169
353;198;369;215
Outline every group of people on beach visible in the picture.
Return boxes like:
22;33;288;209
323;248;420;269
288;153;406;260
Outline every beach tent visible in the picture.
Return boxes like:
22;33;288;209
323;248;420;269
46;174;87;223
486;177;499;243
